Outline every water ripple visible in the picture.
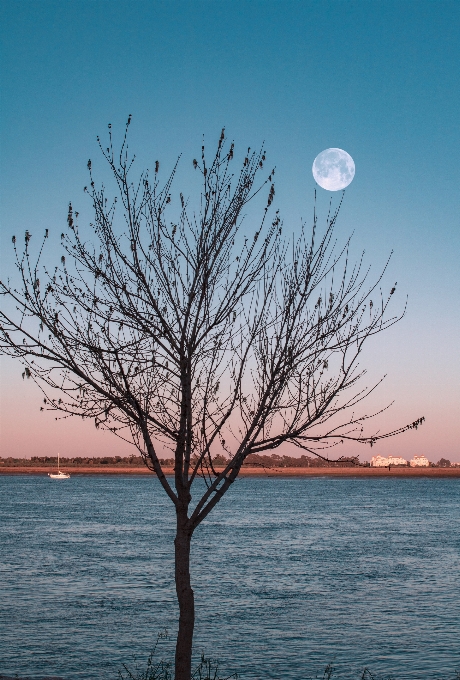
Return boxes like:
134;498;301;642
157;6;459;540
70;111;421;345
0;475;459;679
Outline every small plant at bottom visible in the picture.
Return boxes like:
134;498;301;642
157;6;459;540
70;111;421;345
319;661;335;680
315;665;396;680
191;653;237;680
315;664;459;680
118;630;172;680
118;631;237;680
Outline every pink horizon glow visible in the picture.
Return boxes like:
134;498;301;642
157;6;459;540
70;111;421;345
1;356;458;464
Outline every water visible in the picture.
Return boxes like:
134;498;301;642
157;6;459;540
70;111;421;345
0;474;459;680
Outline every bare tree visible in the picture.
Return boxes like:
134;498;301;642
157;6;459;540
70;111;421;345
0;120;424;680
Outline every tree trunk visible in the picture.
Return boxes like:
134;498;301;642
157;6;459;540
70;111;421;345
174;512;194;680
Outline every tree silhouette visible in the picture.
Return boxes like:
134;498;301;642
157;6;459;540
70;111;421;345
0;120;424;680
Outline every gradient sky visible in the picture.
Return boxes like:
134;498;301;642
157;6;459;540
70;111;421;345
1;0;459;462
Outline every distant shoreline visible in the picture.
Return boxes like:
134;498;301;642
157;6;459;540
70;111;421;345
1;466;459;477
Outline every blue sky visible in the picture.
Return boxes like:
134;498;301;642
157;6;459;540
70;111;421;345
1;0;459;460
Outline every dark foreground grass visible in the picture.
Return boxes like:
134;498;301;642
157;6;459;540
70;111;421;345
118;630;237;680
2;640;459;680
117;634;460;680
1;666;459;680
118;655;460;680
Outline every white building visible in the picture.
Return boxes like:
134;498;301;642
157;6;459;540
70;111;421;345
370;455;388;467
370;454;408;467
410;455;430;467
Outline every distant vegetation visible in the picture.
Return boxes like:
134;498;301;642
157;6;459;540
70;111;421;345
0;453;362;468
0;455;149;467
0;454;456;468
243;453;364;467
437;458;452;467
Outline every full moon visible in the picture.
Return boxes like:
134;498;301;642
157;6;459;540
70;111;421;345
312;148;355;191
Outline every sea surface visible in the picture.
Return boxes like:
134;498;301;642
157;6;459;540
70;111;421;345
0;474;459;680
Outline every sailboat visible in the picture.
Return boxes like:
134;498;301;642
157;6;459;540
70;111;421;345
48;452;70;479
